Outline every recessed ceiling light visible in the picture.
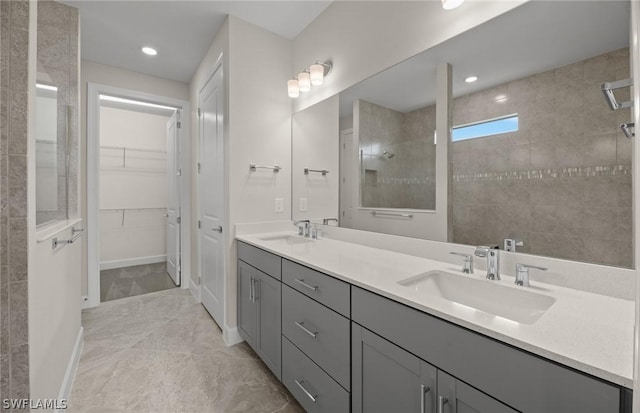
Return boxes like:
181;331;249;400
465;76;478;83
141;46;157;56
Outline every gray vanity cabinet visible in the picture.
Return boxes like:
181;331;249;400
352;323;516;413
237;243;282;380
352;324;437;413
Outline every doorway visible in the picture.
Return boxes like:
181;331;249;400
86;83;191;307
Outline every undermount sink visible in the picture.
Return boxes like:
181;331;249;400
257;234;314;245
398;270;556;324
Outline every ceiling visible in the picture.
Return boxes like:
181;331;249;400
339;1;631;118
62;1;332;83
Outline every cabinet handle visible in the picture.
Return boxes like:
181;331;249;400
294;321;318;338
250;277;255;302
294;278;318;291
294;379;317;403
420;385;431;413
437;396;448;413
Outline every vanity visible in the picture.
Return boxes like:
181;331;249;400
236;233;633;413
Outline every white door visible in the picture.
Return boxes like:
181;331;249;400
340;129;354;228
166;110;181;285
199;66;225;327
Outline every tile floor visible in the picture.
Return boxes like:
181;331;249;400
69;288;303;413
100;263;177;302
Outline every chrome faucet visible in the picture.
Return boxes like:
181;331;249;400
515;263;547;287
293;220;311;237
322;218;339;225
449;252;474;274
474;246;500;280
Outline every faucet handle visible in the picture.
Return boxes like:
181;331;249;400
504;238;524;252
515;263;547;287
450;252;474;274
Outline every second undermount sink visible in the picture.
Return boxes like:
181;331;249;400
398;270;556;324
258;234;314;245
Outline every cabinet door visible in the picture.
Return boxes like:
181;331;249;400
437;371;517;413
237;261;257;348
255;269;282;380
353;323;437;413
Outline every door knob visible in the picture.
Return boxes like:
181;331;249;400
212;226;223;233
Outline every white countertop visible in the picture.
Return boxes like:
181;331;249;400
236;231;635;388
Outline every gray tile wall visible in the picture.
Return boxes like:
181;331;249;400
0;0;31;403
452;48;632;268
359;100;437;210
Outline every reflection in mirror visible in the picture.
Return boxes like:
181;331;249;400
340;54;437;213
449;1;631;268
305;0;632;268
35;84;59;225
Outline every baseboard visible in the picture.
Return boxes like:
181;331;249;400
189;279;201;303
224;325;243;347
100;255;166;271
57;327;83;412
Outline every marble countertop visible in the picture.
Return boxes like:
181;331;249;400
236;231;635;388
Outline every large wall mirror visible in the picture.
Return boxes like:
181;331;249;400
291;0;633;269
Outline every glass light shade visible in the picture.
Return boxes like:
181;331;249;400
310;64;324;86
287;79;299;98
298;71;311;92
442;0;464;10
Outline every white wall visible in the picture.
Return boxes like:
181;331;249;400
80;61;189;295
292;1;526;112
30;230;82;405
98;106;170;266
292;95;339;221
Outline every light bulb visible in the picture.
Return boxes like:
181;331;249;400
298;71;311;92
288;79;299;98
442;0;464;10
310;64;324;86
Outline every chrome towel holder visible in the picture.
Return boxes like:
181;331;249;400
249;163;281;173
304;168;330;176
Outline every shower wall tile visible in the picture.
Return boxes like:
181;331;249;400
452;48;632;268
8;281;28;346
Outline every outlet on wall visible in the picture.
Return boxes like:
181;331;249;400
299;197;308;212
275;198;284;213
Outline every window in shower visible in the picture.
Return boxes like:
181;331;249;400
452;113;519;142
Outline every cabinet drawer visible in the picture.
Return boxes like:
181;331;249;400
282;336;350;413
352;286;622;413
282;259;350;316
238;241;281;280
282;285;350;389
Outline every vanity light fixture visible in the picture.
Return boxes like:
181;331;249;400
310;61;332;85
465;75;478;83
288;78;300;98
298;71;311;92
442;0;464;10
288;61;333;98
141;46;158;56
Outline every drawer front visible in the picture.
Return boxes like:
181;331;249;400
282;285;350;389
282;337;350;413
282;259;350;316
352;286;622;413
238;241;281;280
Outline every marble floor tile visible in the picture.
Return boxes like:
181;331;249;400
69;288;304;413
100;262;177;302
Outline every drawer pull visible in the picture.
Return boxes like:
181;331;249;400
437;395;448;413
294;379;318;403
420;385;431;413
295;321;318;338
295;278;318;291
